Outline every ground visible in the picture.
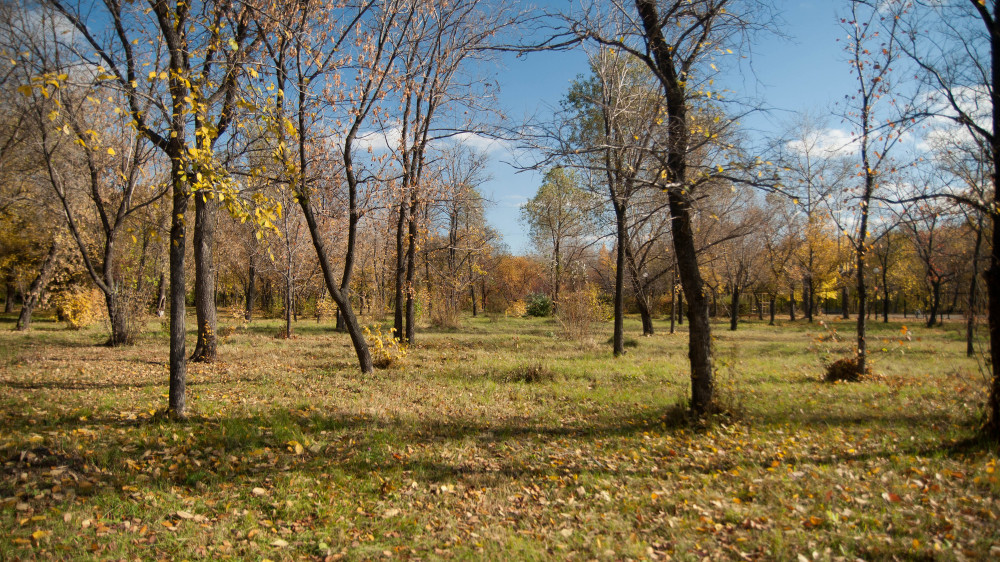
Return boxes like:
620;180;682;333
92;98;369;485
1;311;998;560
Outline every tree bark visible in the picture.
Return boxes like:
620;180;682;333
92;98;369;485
394;198;407;342
927;279;941;328
190;195;217;361
168;160;189;419
967;221;983;357
3;276;15;313
245;260;255;321
404;192;418;343
769;294;776;326
16;240;60;331
729;285;739;331
156;270;166;317
612;206;626;356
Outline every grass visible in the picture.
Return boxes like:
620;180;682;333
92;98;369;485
0;310;997;560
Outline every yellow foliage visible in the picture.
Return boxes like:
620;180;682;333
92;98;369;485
50;288;104;330
363;325;407;369
505;299;527;318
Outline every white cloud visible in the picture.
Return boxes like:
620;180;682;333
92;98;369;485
355;125;402;153
449;132;509;155
786;127;859;158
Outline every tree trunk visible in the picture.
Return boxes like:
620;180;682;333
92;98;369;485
157;270;166;317
769;294;776;326
804;275;813;322
729;285;739;331
394;199;407;342
612;207;626;356
16;240;59;331
404;193;418;343
669;270;676;334
881;269;889;323
244;260;255;321
968;222;983;357
789;284;796;321
168;163;189;419
4;276;16;313
927;279;941;328
190;194;217;362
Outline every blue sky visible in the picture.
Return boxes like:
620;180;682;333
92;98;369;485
482;0;858;253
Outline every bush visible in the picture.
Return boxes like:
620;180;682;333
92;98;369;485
50;287;104;329
559;285;611;342
363;324;407;369
525;294;552;317
505;299;527;318
825;356;872;383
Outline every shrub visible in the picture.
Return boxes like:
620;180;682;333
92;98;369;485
363;324;407;369
525;293;552;317
505;299;527;318
316;297;337;323
496;362;555;384
559;285;611;342
825;356;872;383
50;287;104;329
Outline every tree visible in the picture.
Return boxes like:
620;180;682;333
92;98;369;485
562;49;666;354
50;0;274;417
836;0;914;377
891;0;1000;436
521;167;594;316
573;0;776;414
778;114;853;323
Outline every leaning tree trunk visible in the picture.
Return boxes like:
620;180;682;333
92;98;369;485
191;194;217;362
16;240;59;331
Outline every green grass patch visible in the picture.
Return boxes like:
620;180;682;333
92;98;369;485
0;312;996;559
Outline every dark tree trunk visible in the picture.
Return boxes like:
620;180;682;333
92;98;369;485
283;274;293;338
676;283;683;326
245;260;255;321
669;270;676;334
804;275;813;322
404;193;418;343
968;222;983;357
156;270;166;317
612;206;627;356
4;276;16;313
841;286;850;319
729;285;739;331
16;240;59;331
394;199;407;342
927;280;942;328
168;162;189;419
768;294;776;326
190;195;217;362
789;284;796;321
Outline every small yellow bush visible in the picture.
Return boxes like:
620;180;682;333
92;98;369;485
51;287;104;329
363;324;407;369
505;299;527;318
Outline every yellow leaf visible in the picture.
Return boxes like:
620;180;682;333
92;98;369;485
107;148;116;156
17;84;32;96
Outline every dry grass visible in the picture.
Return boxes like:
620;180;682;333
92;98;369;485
0;311;997;560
